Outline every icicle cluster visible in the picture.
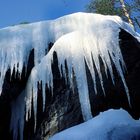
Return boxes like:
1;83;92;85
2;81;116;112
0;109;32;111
25;27;127;125
10;91;25;140
0;12;139;140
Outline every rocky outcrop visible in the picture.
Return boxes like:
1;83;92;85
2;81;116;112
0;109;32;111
0;29;140;140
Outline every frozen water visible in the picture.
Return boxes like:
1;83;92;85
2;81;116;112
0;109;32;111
0;12;139;140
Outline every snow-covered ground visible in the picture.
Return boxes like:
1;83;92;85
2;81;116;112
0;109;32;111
50;109;140;140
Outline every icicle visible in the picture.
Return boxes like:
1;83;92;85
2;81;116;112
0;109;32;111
10;91;25;140
0;13;139;96
24;24;132;123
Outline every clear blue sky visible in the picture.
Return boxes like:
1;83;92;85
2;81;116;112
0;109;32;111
0;0;90;28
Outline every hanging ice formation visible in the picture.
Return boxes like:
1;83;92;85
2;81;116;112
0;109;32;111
0;12;140;140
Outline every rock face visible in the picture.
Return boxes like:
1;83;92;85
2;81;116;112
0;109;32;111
0;29;140;140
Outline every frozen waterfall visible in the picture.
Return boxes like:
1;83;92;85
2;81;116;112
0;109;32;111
0;12;140;140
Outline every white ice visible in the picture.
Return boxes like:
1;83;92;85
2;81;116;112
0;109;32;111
0;12;139;95
25;13;140;125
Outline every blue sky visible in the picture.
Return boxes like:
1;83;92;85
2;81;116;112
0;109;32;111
0;0;90;28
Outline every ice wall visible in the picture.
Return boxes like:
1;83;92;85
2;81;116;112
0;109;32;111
0;12;139;140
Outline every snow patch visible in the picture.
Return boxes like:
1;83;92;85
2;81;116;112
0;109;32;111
50;109;140;140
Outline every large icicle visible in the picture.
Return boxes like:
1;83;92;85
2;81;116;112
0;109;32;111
10;91;25;140
23;13;140;129
0;12;139;95
25;20;134;126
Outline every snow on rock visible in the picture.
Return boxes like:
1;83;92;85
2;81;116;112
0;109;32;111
0;12;139;140
49;109;140;140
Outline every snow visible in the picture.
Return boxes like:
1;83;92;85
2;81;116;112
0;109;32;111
49;109;140;140
0;12;139;140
